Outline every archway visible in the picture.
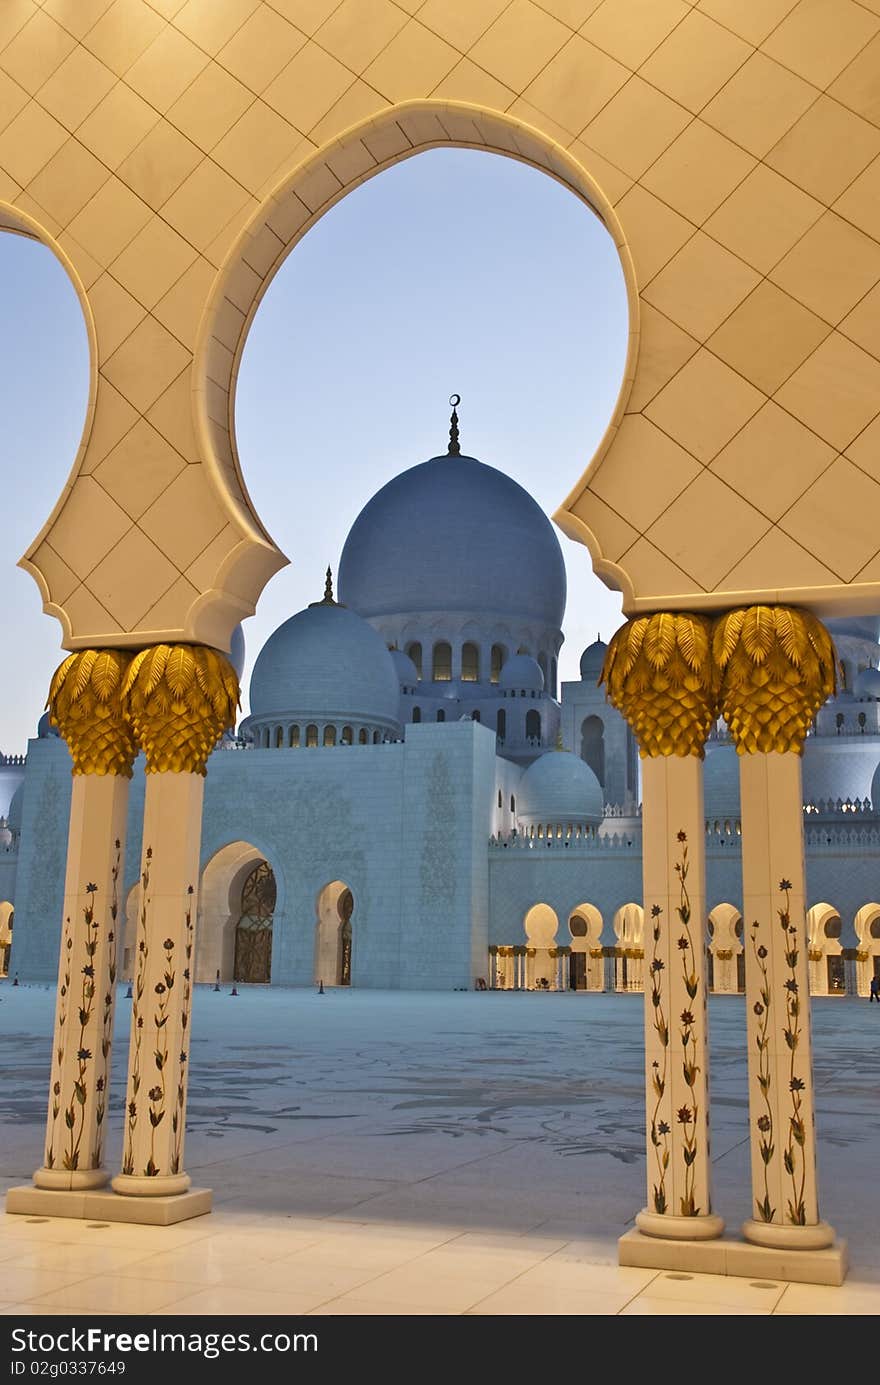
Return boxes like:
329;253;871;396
523;902;559;991
199;842;277;984
854;904;880;997
568;903;604;992
707;903;744;995
612;903;644;992
580;716;606;788
315;881;354;987
807;903;845;996
0;902;13;976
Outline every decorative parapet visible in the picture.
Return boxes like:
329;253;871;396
0;754;26;766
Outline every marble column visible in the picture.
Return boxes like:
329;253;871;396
112;645;238;1199
34;651;136;1190
603;613;723;1241
715;605;837;1250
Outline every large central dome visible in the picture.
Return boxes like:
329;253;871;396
338;453;566;626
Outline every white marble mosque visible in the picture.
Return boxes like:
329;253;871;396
3;415;880;1003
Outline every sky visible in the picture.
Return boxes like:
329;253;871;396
0;148;629;755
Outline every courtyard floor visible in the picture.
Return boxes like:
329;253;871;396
1;984;878;1316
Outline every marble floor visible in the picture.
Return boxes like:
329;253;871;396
1;984;878;1316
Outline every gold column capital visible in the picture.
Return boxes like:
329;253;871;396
122;644;240;776
713;605;835;755
48;650;136;777
601;612;716;757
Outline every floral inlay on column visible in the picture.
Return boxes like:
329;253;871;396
750;923;774;1224
122;848;152;1179
648;901;670;1215
674;832;701;1217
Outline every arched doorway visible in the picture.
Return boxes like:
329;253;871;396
707;903;744;995
234;860;276;984
0;902;13;976
613;903;644;992
568;903;604;991
807;903;845;995
580;716;606;788
854;904;880;996
315;881;354;987
523;902;559;990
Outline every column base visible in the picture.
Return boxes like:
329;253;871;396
33;1167;110;1192
636;1209;725;1241
111;1172;191;1198
620;1227;847;1286
741;1217;836;1251
5;1185;211;1226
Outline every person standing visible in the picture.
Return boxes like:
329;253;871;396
870;973;880;1003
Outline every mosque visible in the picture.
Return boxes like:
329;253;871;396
3;408;880;1000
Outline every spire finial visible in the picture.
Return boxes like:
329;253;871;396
324;566;334;603
448;393;461;456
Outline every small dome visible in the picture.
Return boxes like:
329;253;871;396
855;666;880;700
579;638;608;681
248;599;400;729
499;653;544;693
37;711;60;739
703;742;740;820
390;648;419;685
517;751;604;826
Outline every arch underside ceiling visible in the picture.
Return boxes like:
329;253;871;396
1;1;879;653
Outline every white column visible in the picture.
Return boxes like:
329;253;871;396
637;755;723;1240
739;752;834;1249
113;773;204;1197
36;775;130;1190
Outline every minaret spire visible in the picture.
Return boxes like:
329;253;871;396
310;566;337;607
448;393;461;456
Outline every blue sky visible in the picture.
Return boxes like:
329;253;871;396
0;148;629;754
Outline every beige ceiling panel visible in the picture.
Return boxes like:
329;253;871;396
87;271;147;364
707;280;830;394
25;139;109;226
0;72;29;137
522;36;628;136
418;0;510;53
643;231;760;341
316;0;408;74
613;535;701;601
428;58;515;110
0;10;75;95
184;523;239;592
36;46;116;131
834;154;880;242
710;399;836;519
719;528;838;592
161;157;252;251
470;0;570;91
86;525;180;629
696;0;799;48
173;0;262;57
615;185;694;286
770;211;880;324
702;52;817;158
625;301;698;411
779;456;880;581
110;215;197;310
846;413;880;480
166;62;254;153
30;542;79;607
361;21;459;103
124;26;209;113
704;163;823;273
63;584;117;638
80;379;139;472
829;33;880;127
47;476;132;580
775;331;880;450
761;0;879;91
264;41;354;132
82;0;166;77
840;281;880;361
582;75;690;178
574;491;639;563
639;10;752;115
265;1;343;37
309;80;390;146
641;119;755;224
646;470;770;589
540;0;603;23
140;464;229;569
0;1;39;51
116;121;203;207
217;5;306;91
66;176;152;267
138;573;203;634
588;413;702;531
581;0;688;70
213;101;307;194
93;418;186;521
0;100;68;184
146;371;200;466
153;256;217;351
103;316;191;413
77;83;160;170
645;348;764;462
766;96;880;204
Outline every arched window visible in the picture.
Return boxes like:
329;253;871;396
461;642;479;681
289;724;300;747
581;715;605;787
550;657;557;698
538;652;548;686
275;726;283;747
472;709;480;724
235;860;275;984
436;709;446;723
510;795;516;813
373;730;381;744
433;641;452;681
341;725;353;744
496;707;506;740
262;727;270;748
491;644;506;684
305;724;318;747
406;641;423;678
497;790;502;808
526;709;541;742
358;728;368;744
324;725;337;746
412;706;421;723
